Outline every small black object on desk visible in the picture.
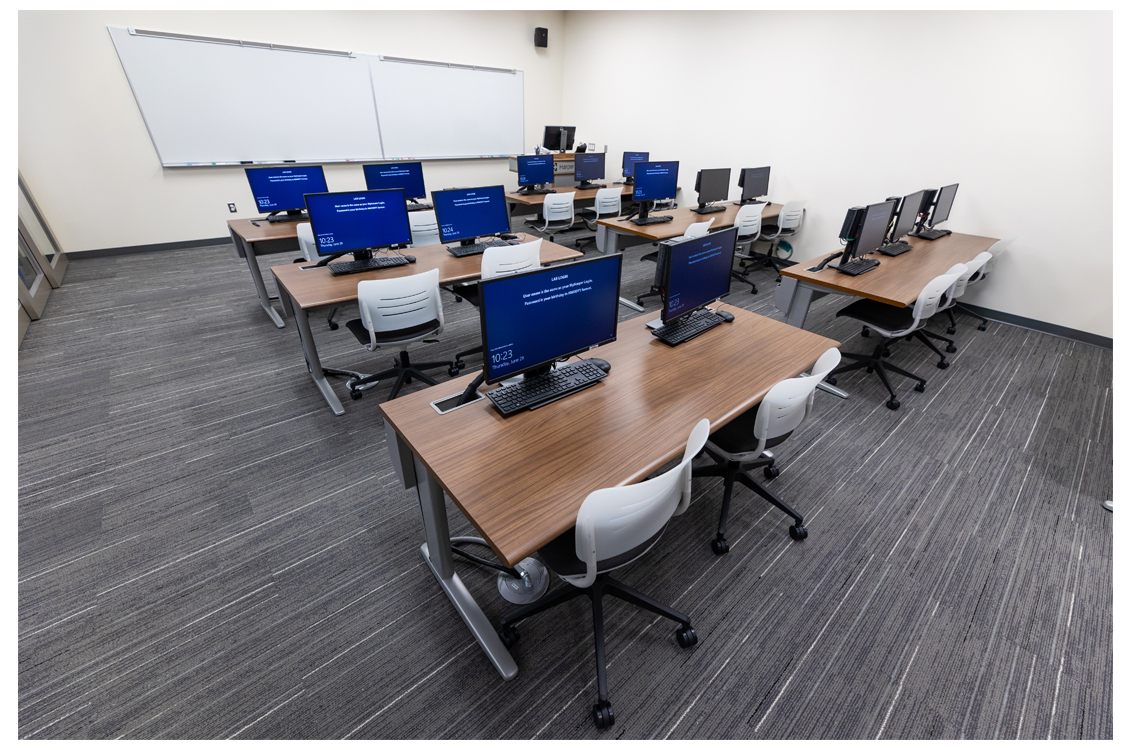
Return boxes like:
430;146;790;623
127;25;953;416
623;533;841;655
715;310;735;323
584;357;612;373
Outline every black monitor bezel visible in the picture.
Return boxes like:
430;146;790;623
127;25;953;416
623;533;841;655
245;165;328;213
431;185;511;244
303;188;411;257
362;161;427;199
622;151;649;178
695;168;731;205
930;183;959;227
478;253;623;385
574;152;606;182
889;189;926;242
660;226;738;325
738;166;771;201
516;154;555;186
632;161;680;203
853;200;898;258
542;126;577;151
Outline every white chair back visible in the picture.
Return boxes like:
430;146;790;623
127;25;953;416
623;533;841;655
408;210;440;248
356;268;444;349
734;203;767;240
753;348;841;445
979;237;1012;278
481;239;542;280
946;251;992;304
776;200;807;231
592;187;622;219
296;222;318;262
541;192;576;227
680;218;714;240
911;264;967;323
568;419;711;588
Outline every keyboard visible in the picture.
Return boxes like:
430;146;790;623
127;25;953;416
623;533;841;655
653;309;725;346
577;183;607;190
329;255;411;275
915;227;952;240
835;257;881;276
486;361;608;415
447;239;509;258
877;242;912;256
632;215;675;226
407;203;433;212
519;188;555;195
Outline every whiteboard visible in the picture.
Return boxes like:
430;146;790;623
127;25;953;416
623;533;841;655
371;57;524;159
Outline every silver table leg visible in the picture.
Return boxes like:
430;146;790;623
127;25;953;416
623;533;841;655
232;227;286;329
414;454;519;681
288;288;345;416
596;225;647;311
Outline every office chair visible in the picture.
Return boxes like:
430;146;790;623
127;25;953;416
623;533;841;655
752;200;807;281
693;348;840;553
408;209;440;248
451;239;543;373
636;218;714;306
497;418;710;730
952;237;1011;332
530;192;577;243
935;251;992;337
827;263;967;411
575;187;623;253
342;268;457;401
731;203;767;294
295;222;340;330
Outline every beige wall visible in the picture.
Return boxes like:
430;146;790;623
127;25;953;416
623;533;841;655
18;10;566;252
562;10;1113;338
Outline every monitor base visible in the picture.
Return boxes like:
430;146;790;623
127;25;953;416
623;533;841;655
692;204;726;214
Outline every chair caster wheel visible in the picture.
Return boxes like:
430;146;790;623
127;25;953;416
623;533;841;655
866;366;873;374
710;538;730;555
750;286;758;294
886;399;900;411
636;297;645;306
498;624;519;648
937;361;950;370
861;327;870;337
329;322;339;330
826;377;837;386
592;701;615;729
349;390;363;401
914;381;926;393
946;344;957;353
455;360;466;370
764;465;780;480
883;348;892;357
449;366;461;377
676;625;698;648
946;326;956;335
454;296;463;303
977;324;987;331
789;524;808;541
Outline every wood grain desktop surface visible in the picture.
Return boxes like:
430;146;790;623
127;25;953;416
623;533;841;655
271;233;582;310
228;218;304;243
505;184;632;206
780;232;999;308
382;307;839;567
596;202;782;241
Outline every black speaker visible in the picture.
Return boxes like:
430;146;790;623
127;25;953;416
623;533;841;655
839;206;866;241
534;27;548;48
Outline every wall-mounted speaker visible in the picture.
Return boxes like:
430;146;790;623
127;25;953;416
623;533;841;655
534;27;548;48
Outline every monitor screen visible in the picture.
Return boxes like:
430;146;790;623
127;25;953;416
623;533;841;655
362;162;426;199
517;155;554;186
246;166;328;213
890;190;926;242
695;168;731;204
542;126;576;151
633;161;679;202
855;200;898;256
738;167;771;201
622;151;649;178
432;185;511;243
574;152;606;182
662;226;737;324
931;183;959;226
479;254;622;384
304;189;412;257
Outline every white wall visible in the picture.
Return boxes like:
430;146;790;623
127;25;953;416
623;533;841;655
562;10;1113;338
18;10;566;252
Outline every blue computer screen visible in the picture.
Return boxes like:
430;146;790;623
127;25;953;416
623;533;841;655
574;152;605;182
663;226;737;323
305;190;412;256
517;155;554;186
622;151;649;178
432;186;511;243
479;254;622;383
363;162;426;199
246;166;328;212
633;161;679;202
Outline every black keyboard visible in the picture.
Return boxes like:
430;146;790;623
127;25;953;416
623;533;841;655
486;361;608;415
447;239;509;258
577;183;607;190
407;203;433;212
653;309;725;346
877;242;912;256
329;255;411;275
631;215;675;226
915;228;952;240
519;188;555;195
835;257;881;276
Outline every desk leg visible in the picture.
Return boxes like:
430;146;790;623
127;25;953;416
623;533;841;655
597;226;646;311
232;227;286;329
290;291;345;416
414;454;519;681
782;281;828;329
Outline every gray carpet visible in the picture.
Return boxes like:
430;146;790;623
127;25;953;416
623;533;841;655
18;228;1113;739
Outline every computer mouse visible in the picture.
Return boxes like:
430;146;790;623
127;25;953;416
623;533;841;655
716;310;735;323
586;358;612;373
404;255;416;263
506;240;521;245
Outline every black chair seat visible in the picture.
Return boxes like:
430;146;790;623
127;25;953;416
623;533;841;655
346;317;442;346
835;298;915;332
537;525;666;577
710;402;792;455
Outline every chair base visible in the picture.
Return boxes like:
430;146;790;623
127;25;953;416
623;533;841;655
498;573;697;729
347;349;454;401
636;286;662;306
827;338;928;411
731;270;757;294
692;447;805;553
953;303;989;331
454;344;482;372
739;242;784;282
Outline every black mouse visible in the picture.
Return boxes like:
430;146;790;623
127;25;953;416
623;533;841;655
404;255;416;263
716;310;735;323
586;358;612;373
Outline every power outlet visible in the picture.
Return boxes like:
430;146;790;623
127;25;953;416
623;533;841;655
227;203;237;213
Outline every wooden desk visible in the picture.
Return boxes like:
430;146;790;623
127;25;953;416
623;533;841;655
381;306;839;679
504;184;632;208
228;218;306;328
777;232;999;328
271;233;583;415
595;202;783;255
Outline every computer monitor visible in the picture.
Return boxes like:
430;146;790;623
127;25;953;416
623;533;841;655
573;152;606;189
516;154;555;192
633;161;679;203
245;166;328;220
362;162;427;201
929;183;959;227
693;168;731;213
851;200;898;259
622;151;649;182
737;167;770;204
888;189;926;243
432;185;511;246
542;126;577;152
304;189;412;259
478;254;622;384
661;226;737;324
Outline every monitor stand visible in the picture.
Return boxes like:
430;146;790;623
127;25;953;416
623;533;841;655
692;202;726;215
615;176;635;186
518;184;555;196
631;201;675;226
576;181;607;190
302;248;373;269
266;209;307;223
732;198;768;207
